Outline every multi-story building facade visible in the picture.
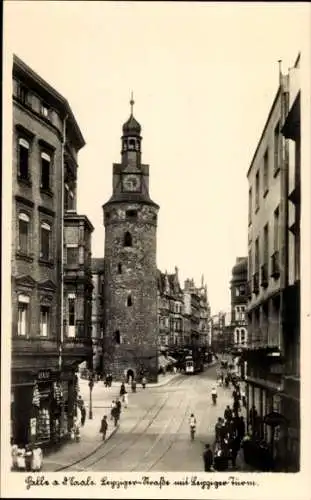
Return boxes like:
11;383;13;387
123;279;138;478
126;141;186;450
244;56;300;471
102;99;160;382
279;54;301;471
91;258;105;374
157;267;183;348
230;257;248;377
11;55;93;448
183;278;209;347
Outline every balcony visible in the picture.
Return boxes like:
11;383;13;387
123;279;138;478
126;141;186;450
12;336;58;356
252;272;259;295
271;251;280;278
261;263;269;288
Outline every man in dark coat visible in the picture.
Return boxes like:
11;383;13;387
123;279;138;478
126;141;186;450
215;418;223;442
120;382;126;397
224;405;232;422
80;405;86;427
100;415;108;440
237;416;246;441
203;444;213;471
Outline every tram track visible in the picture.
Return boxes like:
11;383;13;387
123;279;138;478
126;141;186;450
57;393;170;471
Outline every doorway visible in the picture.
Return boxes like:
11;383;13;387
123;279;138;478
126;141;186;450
126;369;135;383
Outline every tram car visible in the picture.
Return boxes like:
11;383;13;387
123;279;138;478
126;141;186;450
185;353;204;374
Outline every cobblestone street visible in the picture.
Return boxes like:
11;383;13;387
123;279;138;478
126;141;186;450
43;365;249;472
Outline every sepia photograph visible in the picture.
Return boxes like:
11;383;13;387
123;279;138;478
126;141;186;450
1;1;311;498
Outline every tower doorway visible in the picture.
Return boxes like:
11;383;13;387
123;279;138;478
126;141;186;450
126;369;135;383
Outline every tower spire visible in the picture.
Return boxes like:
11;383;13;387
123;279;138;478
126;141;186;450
130;91;135;115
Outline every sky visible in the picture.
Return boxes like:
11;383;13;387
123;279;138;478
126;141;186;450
4;1;309;314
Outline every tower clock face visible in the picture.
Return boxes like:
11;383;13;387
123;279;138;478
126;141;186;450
122;174;141;192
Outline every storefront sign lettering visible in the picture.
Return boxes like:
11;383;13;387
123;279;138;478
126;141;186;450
37;370;51;380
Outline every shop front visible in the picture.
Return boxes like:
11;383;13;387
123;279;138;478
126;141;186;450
11;368;77;450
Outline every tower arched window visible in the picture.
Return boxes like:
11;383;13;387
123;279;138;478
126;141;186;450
114;330;121;344
127;294;132;307
128;138;136;150
124;231;132;247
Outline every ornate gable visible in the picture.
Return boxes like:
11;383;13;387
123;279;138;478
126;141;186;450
37;280;57;292
15;275;36;289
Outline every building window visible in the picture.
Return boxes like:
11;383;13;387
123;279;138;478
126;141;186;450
18;212;30;254
114;330;121;344
18;84;29;105
274;121;280;174
66;245;79;265
17;295;29;336
124;231;132;247
240;285;246;295
41;103;49;118
255;238;259;272
127;294;132;307
264;223;269;264
40;222;51;260
248;187;252;225
263;148;269;195
18;138;30;180
240;328;246;344
68;295;76;338
255;170;260;211
248;248;253;281
40;152;51;191
40;305;50;337
235;287;240;297
274;206;279;251
118;263;122;274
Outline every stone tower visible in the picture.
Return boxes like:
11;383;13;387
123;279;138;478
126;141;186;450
102;97;159;382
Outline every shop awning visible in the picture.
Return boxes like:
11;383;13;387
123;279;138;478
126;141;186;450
263;411;288;427
158;355;170;368
167;356;177;365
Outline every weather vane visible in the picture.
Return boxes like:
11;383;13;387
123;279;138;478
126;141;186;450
130;91;134;114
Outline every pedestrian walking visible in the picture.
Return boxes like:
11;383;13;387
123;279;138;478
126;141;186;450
142;376;147;389
25;444;33;472
120;382;126;397
230;436;240;468
31;446;43;471
224;405;232;422
203;444;213;471
100;415;108;440
110;400;116;421
123;391;128;408
131;379;137;393
80;404;86;427
237;416;246;441
215;418;223;442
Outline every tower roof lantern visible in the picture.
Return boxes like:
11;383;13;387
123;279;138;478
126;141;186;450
122;92;141;136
